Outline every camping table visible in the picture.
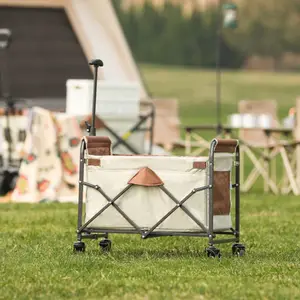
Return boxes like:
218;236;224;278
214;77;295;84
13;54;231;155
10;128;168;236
182;125;298;195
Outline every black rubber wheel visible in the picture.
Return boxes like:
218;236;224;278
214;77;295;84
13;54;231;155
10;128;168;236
99;239;111;252
232;243;246;257
206;246;221;258
73;241;85;253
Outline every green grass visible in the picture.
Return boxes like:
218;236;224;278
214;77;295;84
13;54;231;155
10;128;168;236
2;65;300;299
142;64;300;125
2;196;300;300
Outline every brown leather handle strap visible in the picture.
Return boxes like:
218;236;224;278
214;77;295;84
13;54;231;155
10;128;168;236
83;136;112;155
214;139;238;153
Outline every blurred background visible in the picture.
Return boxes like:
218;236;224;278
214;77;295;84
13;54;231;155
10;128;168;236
1;1;300;299
117;0;300;71
0;0;299;197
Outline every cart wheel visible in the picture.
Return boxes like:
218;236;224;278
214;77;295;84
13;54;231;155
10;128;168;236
232;243;245;257
205;246;221;258
73;241;85;253
99;239;111;252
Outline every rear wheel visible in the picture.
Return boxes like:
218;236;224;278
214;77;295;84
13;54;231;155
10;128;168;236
99;239;112;252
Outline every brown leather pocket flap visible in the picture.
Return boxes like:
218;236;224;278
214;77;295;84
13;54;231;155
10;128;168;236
213;171;231;215
128;167;164;186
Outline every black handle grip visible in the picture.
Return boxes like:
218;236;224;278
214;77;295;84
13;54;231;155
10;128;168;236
89;59;104;67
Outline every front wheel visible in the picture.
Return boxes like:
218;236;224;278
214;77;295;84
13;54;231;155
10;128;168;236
205;246;221;258
232;243;245;257
73;241;85;253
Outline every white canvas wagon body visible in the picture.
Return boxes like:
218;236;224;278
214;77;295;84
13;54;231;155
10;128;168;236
74;136;245;258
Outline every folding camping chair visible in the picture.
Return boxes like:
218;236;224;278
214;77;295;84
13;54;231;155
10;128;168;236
276;97;300;195
237;100;281;193
150;98;185;151
80;100;155;155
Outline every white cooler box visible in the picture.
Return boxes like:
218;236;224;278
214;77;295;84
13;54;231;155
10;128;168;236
66;80;146;154
66;80;140;119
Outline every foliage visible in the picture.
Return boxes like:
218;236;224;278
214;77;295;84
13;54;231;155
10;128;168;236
113;0;300;70
113;0;245;68
223;0;300;69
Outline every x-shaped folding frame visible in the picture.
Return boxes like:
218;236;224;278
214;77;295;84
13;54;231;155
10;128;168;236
75;137;242;253
77;180;210;238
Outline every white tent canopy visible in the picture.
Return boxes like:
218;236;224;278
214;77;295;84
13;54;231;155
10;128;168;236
0;0;148;100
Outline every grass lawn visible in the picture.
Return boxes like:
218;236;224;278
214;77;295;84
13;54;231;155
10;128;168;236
2;65;300;300
142;64;300;125
2;196;300;300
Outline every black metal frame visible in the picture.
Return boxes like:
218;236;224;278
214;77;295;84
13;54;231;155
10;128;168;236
106;100;155;155
74;138;244;257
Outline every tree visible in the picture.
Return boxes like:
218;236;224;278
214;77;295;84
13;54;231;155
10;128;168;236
113;0;245;69
157;2;187;65
224;0;300;69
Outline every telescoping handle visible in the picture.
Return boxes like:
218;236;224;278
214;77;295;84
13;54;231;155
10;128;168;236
88;59;104;136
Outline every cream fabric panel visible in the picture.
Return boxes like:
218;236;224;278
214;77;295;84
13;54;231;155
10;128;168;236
84;154;234;231
86;153;234;172
85;166;208;231
214;153;234;171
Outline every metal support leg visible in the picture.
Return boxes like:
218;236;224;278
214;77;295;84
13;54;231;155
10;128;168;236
232;144;246;256
76;140;86;241
74;139;87;252
208;139;217;246
235;145;240;242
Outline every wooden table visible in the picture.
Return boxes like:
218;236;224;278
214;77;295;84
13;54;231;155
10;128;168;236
182;124;298;195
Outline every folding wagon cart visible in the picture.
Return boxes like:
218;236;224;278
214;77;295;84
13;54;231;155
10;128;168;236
73;59;245;258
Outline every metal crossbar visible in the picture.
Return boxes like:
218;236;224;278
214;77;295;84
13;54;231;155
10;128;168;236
109;101;155;155
78;183;141;233
112;111;154;154
144;185;209;236
141;185;209;239
78;181;209;238
102;124;140;154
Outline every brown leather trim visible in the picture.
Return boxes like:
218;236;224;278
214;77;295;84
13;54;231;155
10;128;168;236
213;171;230;215
80;115;106;130
128;167;164;186
0;108;25;116
84;136;112;155
193;161;206;169
215;139;238;153
87;158;100;166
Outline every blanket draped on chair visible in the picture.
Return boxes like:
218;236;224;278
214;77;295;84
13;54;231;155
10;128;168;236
11;107;81;203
